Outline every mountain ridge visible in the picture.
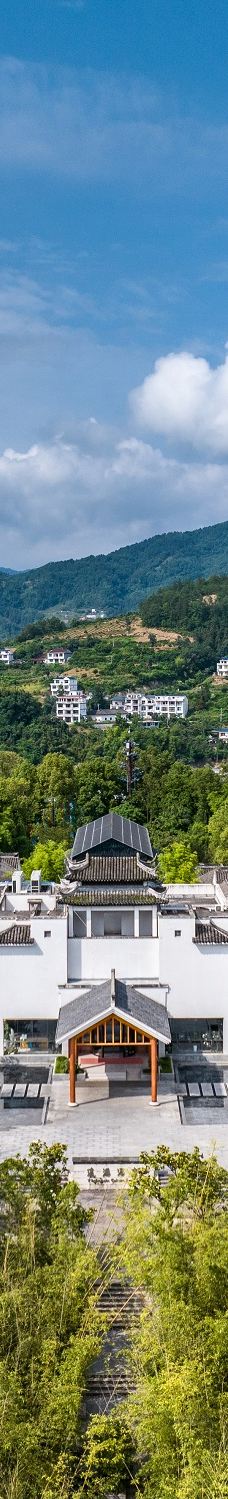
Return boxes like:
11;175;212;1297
1;518;228;637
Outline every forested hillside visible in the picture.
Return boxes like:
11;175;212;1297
141;575;228;669
1;519;228;635
141;574;228;633
0;579;228;875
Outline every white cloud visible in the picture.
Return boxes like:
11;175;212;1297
131;349;228;454
0;59;228;191
0;430;228;569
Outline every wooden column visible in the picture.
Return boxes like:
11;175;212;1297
150;1036;158;1104
69;1036;76;1105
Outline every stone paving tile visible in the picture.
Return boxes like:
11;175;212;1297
0;1086;227;1172
0;1066;227;1178
188;1083;200;1097
201;1082;213;1097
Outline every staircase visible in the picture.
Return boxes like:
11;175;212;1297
85;1274;140;1419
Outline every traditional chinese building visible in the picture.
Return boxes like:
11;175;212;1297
0;816;228;1095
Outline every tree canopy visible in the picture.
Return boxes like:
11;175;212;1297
0;1144;227;1497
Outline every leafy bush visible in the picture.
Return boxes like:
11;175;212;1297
54;1054;69;1074
159;1054;172;1073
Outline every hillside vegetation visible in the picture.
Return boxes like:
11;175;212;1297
1;519;228;634
0;573;227;874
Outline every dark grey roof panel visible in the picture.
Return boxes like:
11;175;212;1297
56;977;170;1044
115;981;170;1038
194;920;228;946
56;981;112;1041
0;923;34;947
71;814;152;861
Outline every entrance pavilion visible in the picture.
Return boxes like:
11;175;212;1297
56;970;171;1105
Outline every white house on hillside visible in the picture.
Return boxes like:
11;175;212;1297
110;691;188;720
44;648;69;666
0;649;15;665
50;675;78;697
56;696;87;724
217;658;228;678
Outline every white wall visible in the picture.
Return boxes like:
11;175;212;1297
67;935;160;983
159;913;228;1049
4;892;57;915
0;917;67;1054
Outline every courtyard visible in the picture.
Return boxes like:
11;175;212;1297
0;1053;228;1183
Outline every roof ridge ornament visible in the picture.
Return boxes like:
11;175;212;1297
111;968;116;1003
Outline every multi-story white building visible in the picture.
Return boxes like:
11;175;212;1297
219;728;228;743
0;649;15;665
217;658;228;678
111;690;188;720
0;815;228;1063
56;696;87;724
44;649;68;666
50;675;79;697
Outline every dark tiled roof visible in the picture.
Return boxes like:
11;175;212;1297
71;813;153;861
68;853;155;885
194;921;228;946
0;852;20;874
56;976;171;1043
0;923;34;946
62;888;157;906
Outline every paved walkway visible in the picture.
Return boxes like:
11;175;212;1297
0;1075;227;1186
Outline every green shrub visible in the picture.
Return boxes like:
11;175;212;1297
159;1054;172;1073
54;1055;69;1074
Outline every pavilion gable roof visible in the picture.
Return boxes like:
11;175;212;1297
56;976;171;1045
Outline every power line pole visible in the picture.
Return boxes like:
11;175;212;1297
124;737;140;796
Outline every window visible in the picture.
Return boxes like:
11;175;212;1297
73;911;87;937
44;930;51;938
104;912;122;936
175;929;181;937
139;910;152;937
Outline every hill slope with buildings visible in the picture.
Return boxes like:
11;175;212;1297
1;519;228;635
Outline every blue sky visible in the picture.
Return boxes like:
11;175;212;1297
1;0;228;567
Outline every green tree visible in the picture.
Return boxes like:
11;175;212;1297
78;1413;134;1498
188;817;209;861
158;837;199;882
115;1148;228;1499
0;1144;103;1499
208;796;228;863
0;757;36;853
23;839;67;881
36;752;76;829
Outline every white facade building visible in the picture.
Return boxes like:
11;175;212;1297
0;649;14;665
111;690;188;721
0;816;228;1058
56;696;87;724
44;649;67;665
217;658;228;678
219;728;228;743
85;609;105;620
92;709;117;727
50;675;78;697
